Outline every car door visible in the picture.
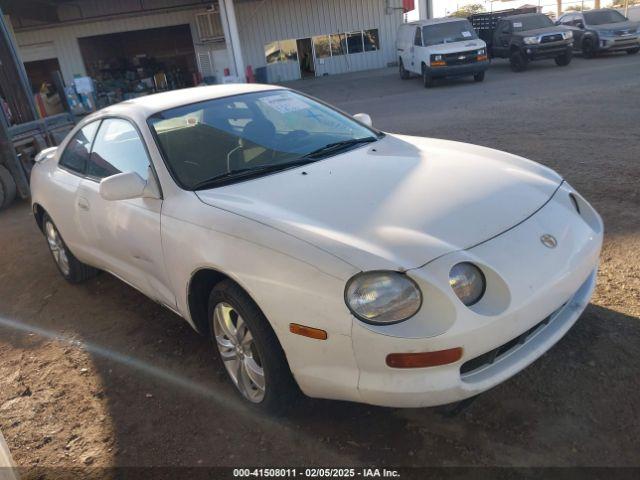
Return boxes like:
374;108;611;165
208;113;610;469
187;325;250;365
411;25;422;72
52;121;100;262
77;117;175;308
570;14;587;46
494;20;512;57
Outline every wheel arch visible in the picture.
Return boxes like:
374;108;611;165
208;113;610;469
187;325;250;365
33;203;46;233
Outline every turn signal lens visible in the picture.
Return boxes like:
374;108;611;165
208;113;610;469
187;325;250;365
289;323;327;340
431;61;446;67
386;348;463;369
478;54;488;61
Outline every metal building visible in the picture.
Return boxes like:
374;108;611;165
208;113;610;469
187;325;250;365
3;0;433;97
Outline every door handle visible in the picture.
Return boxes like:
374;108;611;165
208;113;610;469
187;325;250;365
78;197;90;211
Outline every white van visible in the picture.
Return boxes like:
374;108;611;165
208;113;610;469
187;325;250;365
396;17;490;87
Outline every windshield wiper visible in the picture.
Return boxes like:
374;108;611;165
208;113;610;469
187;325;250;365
302;137;378;160
192;159;318;190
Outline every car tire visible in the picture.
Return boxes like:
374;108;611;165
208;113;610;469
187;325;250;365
0;165;16;209
422;65;434;88
42;213;99;283
509;50;528;72
473;71;485;82
208;280;299;415
582;38;596;58
399;59;410;80
627;47;640;55
555;52;572;66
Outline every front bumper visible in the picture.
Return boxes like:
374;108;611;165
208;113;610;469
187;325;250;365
524;42;573;60
427;60;490;78
351;184;603;408
597;35;640;51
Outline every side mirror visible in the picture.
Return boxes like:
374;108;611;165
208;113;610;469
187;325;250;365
353;113;373;127
576;22;585;29
100;171;148;201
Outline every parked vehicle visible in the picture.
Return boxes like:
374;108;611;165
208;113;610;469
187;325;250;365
481;13;574;72
396;18;489;87
31;85;603;413
557;8;640;58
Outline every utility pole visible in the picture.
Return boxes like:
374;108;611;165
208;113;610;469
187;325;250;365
557;0;562;19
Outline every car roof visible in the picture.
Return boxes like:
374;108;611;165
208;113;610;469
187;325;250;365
407;17;469;27
95;83;284;119
503;13;547;21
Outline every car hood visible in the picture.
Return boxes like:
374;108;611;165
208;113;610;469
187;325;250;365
425;40;485;54
514;26;570;36
590;21;638;32
196;134;562;271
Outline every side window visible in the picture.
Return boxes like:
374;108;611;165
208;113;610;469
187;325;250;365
59;122;99;174
414;27;422;46
87;119;150;180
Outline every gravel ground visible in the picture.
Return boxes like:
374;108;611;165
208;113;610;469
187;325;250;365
0;53;639;477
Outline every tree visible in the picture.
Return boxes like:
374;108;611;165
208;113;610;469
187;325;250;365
450;3;485;18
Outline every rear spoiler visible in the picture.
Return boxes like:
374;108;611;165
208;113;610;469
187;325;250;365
34;146;58;163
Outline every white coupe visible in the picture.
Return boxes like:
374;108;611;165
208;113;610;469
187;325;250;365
31;84;603;413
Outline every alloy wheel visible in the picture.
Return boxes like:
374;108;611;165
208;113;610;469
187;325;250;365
213;302;265;403
45;221;70;276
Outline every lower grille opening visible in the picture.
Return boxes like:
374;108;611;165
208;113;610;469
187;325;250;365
460;315;554;376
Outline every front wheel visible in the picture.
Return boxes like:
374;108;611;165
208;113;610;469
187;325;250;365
627;47;640;55
43;214;99;283
509;50;528;72
422;65;434;88
208;280;299;415
555;52;572;66
473;71;485;82
582;38;596;58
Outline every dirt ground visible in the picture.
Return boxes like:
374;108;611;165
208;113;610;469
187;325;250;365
1;53;639;477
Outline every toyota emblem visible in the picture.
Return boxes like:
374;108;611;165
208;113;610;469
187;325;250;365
540;234;558;249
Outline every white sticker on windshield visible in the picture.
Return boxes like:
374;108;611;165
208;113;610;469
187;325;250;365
513;22;523;28
259;94;309;113
462;31;472;38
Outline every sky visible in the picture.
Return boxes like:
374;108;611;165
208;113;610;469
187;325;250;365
433;0;602;17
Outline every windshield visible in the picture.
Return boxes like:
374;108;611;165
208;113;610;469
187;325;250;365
511;15;554;31
422;21;477;46
148;90;378;190
584;10;627;25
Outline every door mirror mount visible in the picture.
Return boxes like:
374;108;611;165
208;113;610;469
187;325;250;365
99;171;157;201
353;113;373;127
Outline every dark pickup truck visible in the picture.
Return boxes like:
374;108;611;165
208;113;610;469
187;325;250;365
471;12;574;72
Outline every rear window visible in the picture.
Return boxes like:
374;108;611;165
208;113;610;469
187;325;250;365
422;21;477;46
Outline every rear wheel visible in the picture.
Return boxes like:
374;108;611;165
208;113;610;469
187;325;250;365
473;71;485;82
0;165;16;209
627;47;640;55
509;50;528;72
399;59;410;79
555;52;572;66
582;38;596;58
422;64;434;88
43;213;99;283
208;280;299;415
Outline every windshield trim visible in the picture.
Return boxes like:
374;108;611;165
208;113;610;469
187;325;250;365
146;89;384;191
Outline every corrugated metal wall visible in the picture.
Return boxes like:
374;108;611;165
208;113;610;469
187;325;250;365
13;6;212;84
13;0;403;86
236;0;404;82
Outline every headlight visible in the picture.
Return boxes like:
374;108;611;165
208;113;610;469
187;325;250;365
562;31;573;40
449;263;485;306
345;271;422;325
434;54;442;61
477;48;486;55
523;36;540;45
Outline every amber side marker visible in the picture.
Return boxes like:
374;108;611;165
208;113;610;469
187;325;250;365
289;323;328;340
386;347;463;369
431;61;446;67
478;55;489;62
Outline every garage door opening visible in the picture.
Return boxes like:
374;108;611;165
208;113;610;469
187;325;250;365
296;38;315;78
78;24;199;108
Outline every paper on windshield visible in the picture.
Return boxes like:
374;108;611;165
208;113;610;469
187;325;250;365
259;94;309;113
513;22;523;28
462;31;472;38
